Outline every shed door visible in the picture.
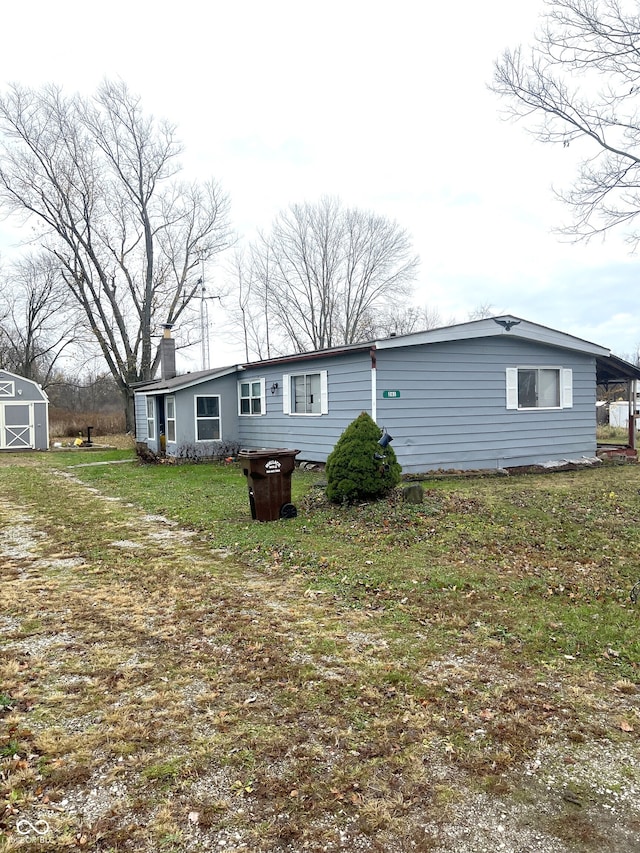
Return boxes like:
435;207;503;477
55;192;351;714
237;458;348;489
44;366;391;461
0;403;34;449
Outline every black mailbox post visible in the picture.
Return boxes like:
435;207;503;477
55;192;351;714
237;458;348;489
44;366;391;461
238;448;300;521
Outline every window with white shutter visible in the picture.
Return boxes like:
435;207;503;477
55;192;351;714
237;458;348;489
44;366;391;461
283;371;328;415
506;367;572;410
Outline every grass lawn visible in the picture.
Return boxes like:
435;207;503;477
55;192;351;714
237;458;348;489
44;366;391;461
1;448;639;852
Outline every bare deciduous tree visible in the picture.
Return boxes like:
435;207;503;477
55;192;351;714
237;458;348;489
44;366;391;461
360;304;445;338
0;253;79;384
241;196;419;355
467;303;497;321
224;246;273;363
0;80;232;427
492;0;640;244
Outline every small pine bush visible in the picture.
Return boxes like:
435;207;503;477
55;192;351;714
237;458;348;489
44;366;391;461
326;412;402;503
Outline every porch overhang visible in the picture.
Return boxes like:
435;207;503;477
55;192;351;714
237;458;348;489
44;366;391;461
596;354;640;385
596;354;640;454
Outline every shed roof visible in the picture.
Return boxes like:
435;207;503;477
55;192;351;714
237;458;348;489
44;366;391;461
0;369;49;401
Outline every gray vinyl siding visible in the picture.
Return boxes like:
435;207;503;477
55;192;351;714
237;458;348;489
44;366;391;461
237;353;373;461
375;337;596;472
171;374;239;452
134;393;148;442
135;375;240;454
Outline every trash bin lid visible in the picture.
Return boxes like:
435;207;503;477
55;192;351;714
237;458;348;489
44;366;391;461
238;448;300;458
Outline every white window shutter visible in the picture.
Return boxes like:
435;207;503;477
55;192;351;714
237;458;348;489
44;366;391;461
320;370;328;414
282;374;290;414
562;368;573;408
260;378;266;415
506;368;518;410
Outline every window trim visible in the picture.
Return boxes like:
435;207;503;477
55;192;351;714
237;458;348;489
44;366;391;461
146;396;156;440
166;395;176;443
0;380;15;398
238;378;266;416
282;370;328;416
506;367;573;410
194;394;222;442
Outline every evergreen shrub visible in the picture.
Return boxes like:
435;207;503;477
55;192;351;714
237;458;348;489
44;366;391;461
326;412;402;503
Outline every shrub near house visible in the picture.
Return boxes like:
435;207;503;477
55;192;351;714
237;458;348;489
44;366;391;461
326;412;401;503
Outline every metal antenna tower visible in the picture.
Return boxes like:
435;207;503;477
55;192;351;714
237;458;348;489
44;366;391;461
198;256;221;371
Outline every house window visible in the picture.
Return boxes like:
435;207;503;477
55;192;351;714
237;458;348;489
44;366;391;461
506;367;572;410
239;379;265;415
146;396;156;440
195;395;221;440
283;371;328;415
166;396;176;442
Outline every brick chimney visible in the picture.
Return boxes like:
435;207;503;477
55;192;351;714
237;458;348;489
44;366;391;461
160;324;176;380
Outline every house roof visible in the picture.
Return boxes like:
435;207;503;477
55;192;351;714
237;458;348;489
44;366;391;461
133;315;640;394
133;365;238;395
239;342;374;369
374;315;611;356
241;315;612;367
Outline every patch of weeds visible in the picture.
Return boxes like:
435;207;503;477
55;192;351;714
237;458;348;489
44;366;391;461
15;619;42;635
230;777;255;796
157;831;185;850
0;738;20;758
141;758;185;783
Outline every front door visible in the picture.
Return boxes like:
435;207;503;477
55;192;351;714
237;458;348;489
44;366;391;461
0;403;34;449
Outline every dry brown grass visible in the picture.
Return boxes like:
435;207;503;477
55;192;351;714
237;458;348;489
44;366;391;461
48;409;126;439
49;432;135;450
1;456;639;852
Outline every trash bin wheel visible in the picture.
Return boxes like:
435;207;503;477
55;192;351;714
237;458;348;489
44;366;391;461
279;502;297;519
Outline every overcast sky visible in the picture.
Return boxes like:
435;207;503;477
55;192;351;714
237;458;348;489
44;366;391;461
2;0;639;368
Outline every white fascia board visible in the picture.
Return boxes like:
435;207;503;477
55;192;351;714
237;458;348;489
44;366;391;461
375;316;610;357
137;366;242;396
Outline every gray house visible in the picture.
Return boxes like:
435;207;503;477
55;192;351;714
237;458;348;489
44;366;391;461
133;316;640;474
0;370;50;451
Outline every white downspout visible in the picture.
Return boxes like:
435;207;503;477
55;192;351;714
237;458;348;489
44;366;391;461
630;379;637;450
370;347;377;423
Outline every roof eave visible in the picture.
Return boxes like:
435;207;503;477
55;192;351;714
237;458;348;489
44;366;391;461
134;365;240;394
375;316;610;357
241;343;374;370
596;354;640;384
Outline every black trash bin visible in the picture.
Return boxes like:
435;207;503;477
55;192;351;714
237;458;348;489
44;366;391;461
238;448;300;521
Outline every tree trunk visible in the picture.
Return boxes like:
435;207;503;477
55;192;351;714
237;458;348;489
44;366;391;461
124;388;136;435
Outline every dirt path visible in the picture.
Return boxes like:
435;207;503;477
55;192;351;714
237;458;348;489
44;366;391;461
1;467;639;852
